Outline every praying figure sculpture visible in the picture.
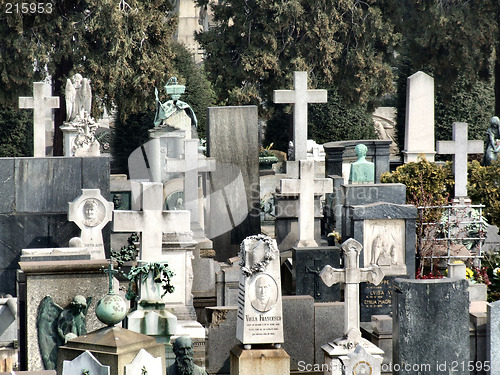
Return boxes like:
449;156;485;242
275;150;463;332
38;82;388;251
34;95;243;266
65;73;92;122
348;143;375;184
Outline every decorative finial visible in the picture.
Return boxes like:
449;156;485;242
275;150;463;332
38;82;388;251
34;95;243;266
96;259;127;326
103;259;119;294
164;77;185;101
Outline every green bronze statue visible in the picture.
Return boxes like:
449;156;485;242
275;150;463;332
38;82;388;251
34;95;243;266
154;77;197;128
37;295;91;370
166;336;207;375
484;116;500;166
348;144;375;184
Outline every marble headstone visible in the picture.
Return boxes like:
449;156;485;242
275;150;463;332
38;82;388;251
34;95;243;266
487;300;500;375
68;189;113;259
124;349;162;375
62;350;110;375
393;278;469;374
236;234;284;346
206;106;260;260
404;71;435;162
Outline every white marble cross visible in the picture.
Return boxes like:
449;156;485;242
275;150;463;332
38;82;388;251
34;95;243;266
19;82;60;157
68;189;113;259
436;122;484;198
320;238;384;348
112;182;190;261
273;71;327;161
165;139;215;223
280;160;332;247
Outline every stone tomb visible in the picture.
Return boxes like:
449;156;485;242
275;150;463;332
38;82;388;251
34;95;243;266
236;235;284;346
293;246;341;302
348;202;417;321
68;189;113;259
17;259;109;371
0;157;109;296
393;278;470;374
62;350;110;375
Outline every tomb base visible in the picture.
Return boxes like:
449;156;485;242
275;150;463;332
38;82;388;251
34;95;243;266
57;326;165;375
230;345;290;375
322;338;383;375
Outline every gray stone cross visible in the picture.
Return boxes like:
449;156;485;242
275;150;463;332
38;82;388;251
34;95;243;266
273;71;327;161
165;139;215;223
19;82;60;157
112;182;190;261
436;122;484;199
320;238;384;348
280;160;332;247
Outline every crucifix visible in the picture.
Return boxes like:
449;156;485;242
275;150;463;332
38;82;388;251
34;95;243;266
112;182;190;261
280;160;333;247
103;260;120;294
19;82;60;157
164;139;215;224
320;238;384;349
436;122;484;199
273;71;327;161
305;258;323;299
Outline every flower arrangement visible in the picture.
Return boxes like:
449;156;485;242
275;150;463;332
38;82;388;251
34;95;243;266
259;143;275;157
327;230;342;243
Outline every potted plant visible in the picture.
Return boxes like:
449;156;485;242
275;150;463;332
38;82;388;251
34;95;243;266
259;143;279;170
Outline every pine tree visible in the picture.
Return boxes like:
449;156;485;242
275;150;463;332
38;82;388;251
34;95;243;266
1;0;178;155
196;0;399;149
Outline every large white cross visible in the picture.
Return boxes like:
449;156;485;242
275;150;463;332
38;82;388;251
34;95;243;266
112;182;190;261
273;71;327;161
280;160;332;247
19;82;60;157
320;238;384;348
436;122;484;198
165;139;215;224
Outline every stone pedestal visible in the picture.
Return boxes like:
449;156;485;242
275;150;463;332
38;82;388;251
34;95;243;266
60;123;79;157
17;259;109;371
322;339;383;375
230;345;290;375
57;326;165;375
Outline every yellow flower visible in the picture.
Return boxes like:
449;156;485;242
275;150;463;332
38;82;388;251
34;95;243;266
465;268;474;280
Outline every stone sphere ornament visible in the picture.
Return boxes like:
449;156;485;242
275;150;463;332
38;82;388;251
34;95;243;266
95;293;127;326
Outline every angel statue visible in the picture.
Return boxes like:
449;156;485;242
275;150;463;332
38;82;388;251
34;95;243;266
37;295;92;370
65;73;92;122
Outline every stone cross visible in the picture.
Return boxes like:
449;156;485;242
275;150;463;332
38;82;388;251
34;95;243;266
273;71;327;161
165;139;215;223
19;82;60;157
68;189;114;259
436;122;484;199
280;160;333;247
112;182;190;261
320;238;384;348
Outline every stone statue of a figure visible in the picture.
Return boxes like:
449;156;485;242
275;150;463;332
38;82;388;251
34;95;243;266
166;336;207;375
65;73;92;122
484;116;500;166
37;295;91;370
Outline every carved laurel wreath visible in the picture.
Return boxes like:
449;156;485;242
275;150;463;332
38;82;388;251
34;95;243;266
238;234;278;277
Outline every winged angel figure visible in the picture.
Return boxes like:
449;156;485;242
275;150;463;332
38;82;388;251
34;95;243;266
37;295;91;370
65;73;92;122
